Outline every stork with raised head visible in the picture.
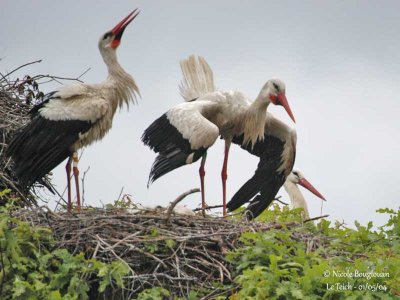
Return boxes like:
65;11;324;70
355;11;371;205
283;169;326;219
142;55;295;216
7;10;140;212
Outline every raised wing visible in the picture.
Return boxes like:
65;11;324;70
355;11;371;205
227;114;297;219
142;101;220;185
179;55;215;102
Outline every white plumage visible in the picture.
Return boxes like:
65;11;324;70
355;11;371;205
7;10;140;212
143;55;296;217
179;55;215;101
39;91;108;123
166;101;220;150
284;169;326;220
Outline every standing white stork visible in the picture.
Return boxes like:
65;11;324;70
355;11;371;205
7;10;140;212
283;169;326;219
142;56;295;216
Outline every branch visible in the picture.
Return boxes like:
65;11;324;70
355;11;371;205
166;188;200;224
273;196;288;206
193;204;223;212
81;166;90;207
76;67;91;80
1;60;42;79
304;214;329;223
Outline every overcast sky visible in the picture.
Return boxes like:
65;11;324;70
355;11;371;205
1;0;399;227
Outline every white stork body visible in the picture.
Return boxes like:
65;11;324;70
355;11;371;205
142;55;296;216
283;169;326;220
167;90;260;152
7;10;140;211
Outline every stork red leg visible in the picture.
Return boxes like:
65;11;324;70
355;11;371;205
221;141;231;216
65;156;73;212
199;153;207;216
72;152;81;212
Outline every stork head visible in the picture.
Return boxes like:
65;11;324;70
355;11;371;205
288;169;326;201
98;9;139;51
259;79;296;123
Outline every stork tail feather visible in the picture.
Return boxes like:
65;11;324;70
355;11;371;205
179;55;215;101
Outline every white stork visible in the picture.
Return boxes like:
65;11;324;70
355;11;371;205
142;55;296;216
226;112;297;219
283;169;326;219
7;10;140;212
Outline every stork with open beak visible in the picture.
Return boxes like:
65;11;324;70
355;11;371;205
7;10;140;212
142;55;295;216
283;169;326;219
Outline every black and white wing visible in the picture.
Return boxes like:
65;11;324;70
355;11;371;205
227;114;297;219
142;101;219;185
7;86;108;188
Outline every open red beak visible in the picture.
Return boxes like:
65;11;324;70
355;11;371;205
110;9;140;48
277;92;296;123
298;178;326;201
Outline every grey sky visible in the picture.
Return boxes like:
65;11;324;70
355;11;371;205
1;0;399;227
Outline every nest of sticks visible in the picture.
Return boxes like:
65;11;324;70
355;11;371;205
0;67;42;206
13;204;313;299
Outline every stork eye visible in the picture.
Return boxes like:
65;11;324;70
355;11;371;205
102;32;112;40
273;83;279;91
293;171;299;177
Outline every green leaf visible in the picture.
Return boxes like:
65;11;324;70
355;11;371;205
276;285;288;296
290;288;304;299
98;276;111;293
49;290;63;300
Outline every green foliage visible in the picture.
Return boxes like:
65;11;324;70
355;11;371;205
136;287;170;300
104;194;136;210
253;203;305;224
2;191;399;299
226;205;400;299
0;200;129;299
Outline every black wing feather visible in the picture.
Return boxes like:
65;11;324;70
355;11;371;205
227;133;290;219
7;112;92;188
142;113;207;185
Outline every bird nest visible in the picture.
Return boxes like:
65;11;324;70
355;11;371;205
13;205;306;299
0;70;42;206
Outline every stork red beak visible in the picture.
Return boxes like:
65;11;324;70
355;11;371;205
277;92;296;123
298;178;326;201
110;9;140;48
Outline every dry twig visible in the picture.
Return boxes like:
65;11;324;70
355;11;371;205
166;188;200;223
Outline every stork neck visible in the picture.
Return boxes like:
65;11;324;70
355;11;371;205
284;181;310;219
99;48;125;78
100;48;139;110
253;92;271;110
102;52;127;79
240;97;269;147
